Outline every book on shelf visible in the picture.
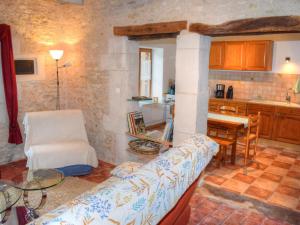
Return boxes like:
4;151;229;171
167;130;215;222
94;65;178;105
127;111;173;146
161;119;173;142
127;111;146;135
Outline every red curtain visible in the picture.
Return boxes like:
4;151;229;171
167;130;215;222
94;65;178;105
0;24;22;144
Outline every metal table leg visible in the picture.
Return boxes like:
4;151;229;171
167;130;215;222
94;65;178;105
0;208;11;224
23;189;47;221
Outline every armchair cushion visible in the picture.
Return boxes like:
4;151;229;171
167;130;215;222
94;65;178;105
25;141;98;170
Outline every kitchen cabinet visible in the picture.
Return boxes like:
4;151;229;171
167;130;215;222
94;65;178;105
209;42;225;69
209;99;300;144
244;41;273;71
209;40;273;71
208;99;220;112
273;107;300;144
223;41;245;70
247;103;275;139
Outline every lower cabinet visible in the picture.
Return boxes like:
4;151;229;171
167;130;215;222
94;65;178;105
209;99;300;144
247;103;275;139
272;107;300;144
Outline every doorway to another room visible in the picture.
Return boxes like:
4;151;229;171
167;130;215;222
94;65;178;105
137;38;176;129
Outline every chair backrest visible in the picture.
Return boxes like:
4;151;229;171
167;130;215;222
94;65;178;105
219;105;238;115
23;110;89;152
246;112;261;140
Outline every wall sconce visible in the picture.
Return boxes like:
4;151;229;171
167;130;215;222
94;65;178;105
49;50;70;110
285;57;291;63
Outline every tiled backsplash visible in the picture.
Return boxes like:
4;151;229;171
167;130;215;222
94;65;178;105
209;70;300;104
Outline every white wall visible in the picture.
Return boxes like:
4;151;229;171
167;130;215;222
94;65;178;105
151;48;164;101
162;44;176;94
273;41;300;74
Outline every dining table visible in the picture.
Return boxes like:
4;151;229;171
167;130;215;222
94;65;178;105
207;112;249;165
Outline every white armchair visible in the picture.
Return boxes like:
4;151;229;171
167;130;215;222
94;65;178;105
23;110;98;175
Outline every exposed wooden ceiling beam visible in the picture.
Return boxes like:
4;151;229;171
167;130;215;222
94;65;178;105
128;32;179;41
189;16;300;37
114;21;187;39
58;0;84;5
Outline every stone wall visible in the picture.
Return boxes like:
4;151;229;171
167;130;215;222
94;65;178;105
0;0;91;164
1;0;300;165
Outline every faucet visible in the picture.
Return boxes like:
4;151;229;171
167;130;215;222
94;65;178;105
286;88;292;103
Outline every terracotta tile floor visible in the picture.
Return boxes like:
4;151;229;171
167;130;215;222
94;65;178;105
204;140;300;213
0;154;295;224
0;160;116;183
189;189;292;225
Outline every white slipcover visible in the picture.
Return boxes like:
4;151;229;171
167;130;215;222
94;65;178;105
23;110;98;170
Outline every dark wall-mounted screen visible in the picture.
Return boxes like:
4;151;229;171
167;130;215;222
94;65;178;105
14;60;35;75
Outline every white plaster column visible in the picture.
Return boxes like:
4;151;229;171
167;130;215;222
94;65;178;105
173;31;211;145
101;35;140;164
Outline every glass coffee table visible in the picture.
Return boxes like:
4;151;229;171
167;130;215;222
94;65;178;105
2;169;64;223
0;182;22;224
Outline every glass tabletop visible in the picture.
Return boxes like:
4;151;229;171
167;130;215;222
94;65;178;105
3;169;64;191
0;182;22;214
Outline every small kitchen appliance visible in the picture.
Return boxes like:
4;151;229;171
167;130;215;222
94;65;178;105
215;84;225;98
226;86;234;99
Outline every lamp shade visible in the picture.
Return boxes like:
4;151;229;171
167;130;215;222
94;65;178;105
49;50;64;60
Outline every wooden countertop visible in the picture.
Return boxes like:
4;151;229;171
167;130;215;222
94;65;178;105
210;98;300;109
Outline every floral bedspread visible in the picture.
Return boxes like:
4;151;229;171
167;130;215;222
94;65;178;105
28;134;218;225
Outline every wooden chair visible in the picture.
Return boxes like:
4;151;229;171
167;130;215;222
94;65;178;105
208;126;235;168
238;112;261;172
219;105;238;115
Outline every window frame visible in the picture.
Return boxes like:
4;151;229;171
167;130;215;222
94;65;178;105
139;48;153;97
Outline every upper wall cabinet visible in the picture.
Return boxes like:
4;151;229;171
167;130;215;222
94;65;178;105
244;41;273;71
209;42;225;69
209;40;273;71
223;41;245;70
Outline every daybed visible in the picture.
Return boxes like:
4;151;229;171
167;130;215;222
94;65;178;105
28;134;218;225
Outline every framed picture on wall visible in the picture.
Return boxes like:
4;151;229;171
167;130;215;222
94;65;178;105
13;54;45;81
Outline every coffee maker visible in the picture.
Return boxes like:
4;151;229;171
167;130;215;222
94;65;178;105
215;84;225;98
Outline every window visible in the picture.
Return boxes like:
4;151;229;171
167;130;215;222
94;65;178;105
139;48;152;97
